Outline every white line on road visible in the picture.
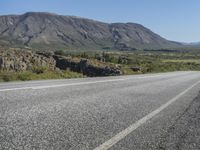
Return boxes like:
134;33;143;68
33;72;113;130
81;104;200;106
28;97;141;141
93;80;200;150
0;75;163;92
0;87;33;92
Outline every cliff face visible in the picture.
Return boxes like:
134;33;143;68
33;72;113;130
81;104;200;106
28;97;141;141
0;12;181;50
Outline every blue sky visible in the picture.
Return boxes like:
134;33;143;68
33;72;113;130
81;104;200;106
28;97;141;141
1;0;200;42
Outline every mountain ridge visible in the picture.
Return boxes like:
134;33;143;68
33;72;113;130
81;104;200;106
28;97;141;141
0;12;182;50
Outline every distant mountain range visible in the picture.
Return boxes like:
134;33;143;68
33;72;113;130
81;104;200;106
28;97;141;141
188;42;200;46
0;12;182;50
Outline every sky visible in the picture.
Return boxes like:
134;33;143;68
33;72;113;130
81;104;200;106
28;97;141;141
1;0;200;43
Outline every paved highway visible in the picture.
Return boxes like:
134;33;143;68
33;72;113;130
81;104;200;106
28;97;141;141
0;71;200;150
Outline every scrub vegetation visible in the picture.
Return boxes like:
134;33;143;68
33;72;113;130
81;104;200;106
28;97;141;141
53;49;200;74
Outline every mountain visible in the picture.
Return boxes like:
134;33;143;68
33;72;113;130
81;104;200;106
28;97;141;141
0;12;182;50
188;42;200;46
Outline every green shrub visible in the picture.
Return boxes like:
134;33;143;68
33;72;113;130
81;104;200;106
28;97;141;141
54;50;66;56
17;72;32;81
32;66;48;74
1;73;17;82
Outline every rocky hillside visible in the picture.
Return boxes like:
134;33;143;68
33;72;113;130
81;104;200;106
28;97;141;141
0;12;181;50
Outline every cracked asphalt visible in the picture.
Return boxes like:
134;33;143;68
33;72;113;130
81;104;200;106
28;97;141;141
0;71;200;150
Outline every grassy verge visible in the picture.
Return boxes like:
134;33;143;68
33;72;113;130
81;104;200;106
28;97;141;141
0;70;84;82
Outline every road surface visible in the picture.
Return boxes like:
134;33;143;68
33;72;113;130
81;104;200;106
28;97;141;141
0;71;200;150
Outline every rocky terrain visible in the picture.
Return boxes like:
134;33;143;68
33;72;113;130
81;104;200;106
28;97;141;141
0;48;121;76
0;49;56;71
0;12;181;50
54;55;122;76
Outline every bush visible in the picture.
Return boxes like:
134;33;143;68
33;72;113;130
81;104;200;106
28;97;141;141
17;72;32;81
54;50;66;56
1;73;17;82
32;66;48;74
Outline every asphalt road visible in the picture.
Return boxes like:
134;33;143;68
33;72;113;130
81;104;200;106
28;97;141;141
0;71;200;150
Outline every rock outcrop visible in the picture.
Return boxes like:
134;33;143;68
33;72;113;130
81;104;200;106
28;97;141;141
53;55;122;76
0;48;122;76
0;48;56;71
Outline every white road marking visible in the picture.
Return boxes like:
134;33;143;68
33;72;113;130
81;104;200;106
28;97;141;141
93;80;200;150
0;87;33;92
32;78;127;89
0;75;163;92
